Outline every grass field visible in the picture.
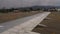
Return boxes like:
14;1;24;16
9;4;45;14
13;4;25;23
33;12;60;34
0;11;40;23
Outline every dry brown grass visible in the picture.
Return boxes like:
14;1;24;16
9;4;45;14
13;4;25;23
33;12;60;34
0;11;40;23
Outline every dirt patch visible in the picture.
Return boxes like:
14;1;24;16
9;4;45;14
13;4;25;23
33;12;60;34
0;11;41;23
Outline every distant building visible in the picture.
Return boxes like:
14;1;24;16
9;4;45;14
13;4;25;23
13;10;20;13
48;8;57;12
57;9;60;12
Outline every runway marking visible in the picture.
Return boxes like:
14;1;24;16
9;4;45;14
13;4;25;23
0;26;4;28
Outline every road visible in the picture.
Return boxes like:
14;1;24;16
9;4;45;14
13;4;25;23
0;12;50;34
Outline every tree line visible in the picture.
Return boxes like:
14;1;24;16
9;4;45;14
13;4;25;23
0;7;41;13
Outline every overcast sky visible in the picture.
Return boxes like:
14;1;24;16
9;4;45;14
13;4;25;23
0;0;60;8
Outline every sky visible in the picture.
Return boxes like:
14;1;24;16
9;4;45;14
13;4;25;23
0;0;60;8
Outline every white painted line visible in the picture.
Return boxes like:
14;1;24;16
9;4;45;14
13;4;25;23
0;26;4;28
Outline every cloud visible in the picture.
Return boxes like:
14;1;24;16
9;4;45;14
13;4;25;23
0;0;60;8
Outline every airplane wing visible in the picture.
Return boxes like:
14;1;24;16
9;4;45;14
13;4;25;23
0;12;51;34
